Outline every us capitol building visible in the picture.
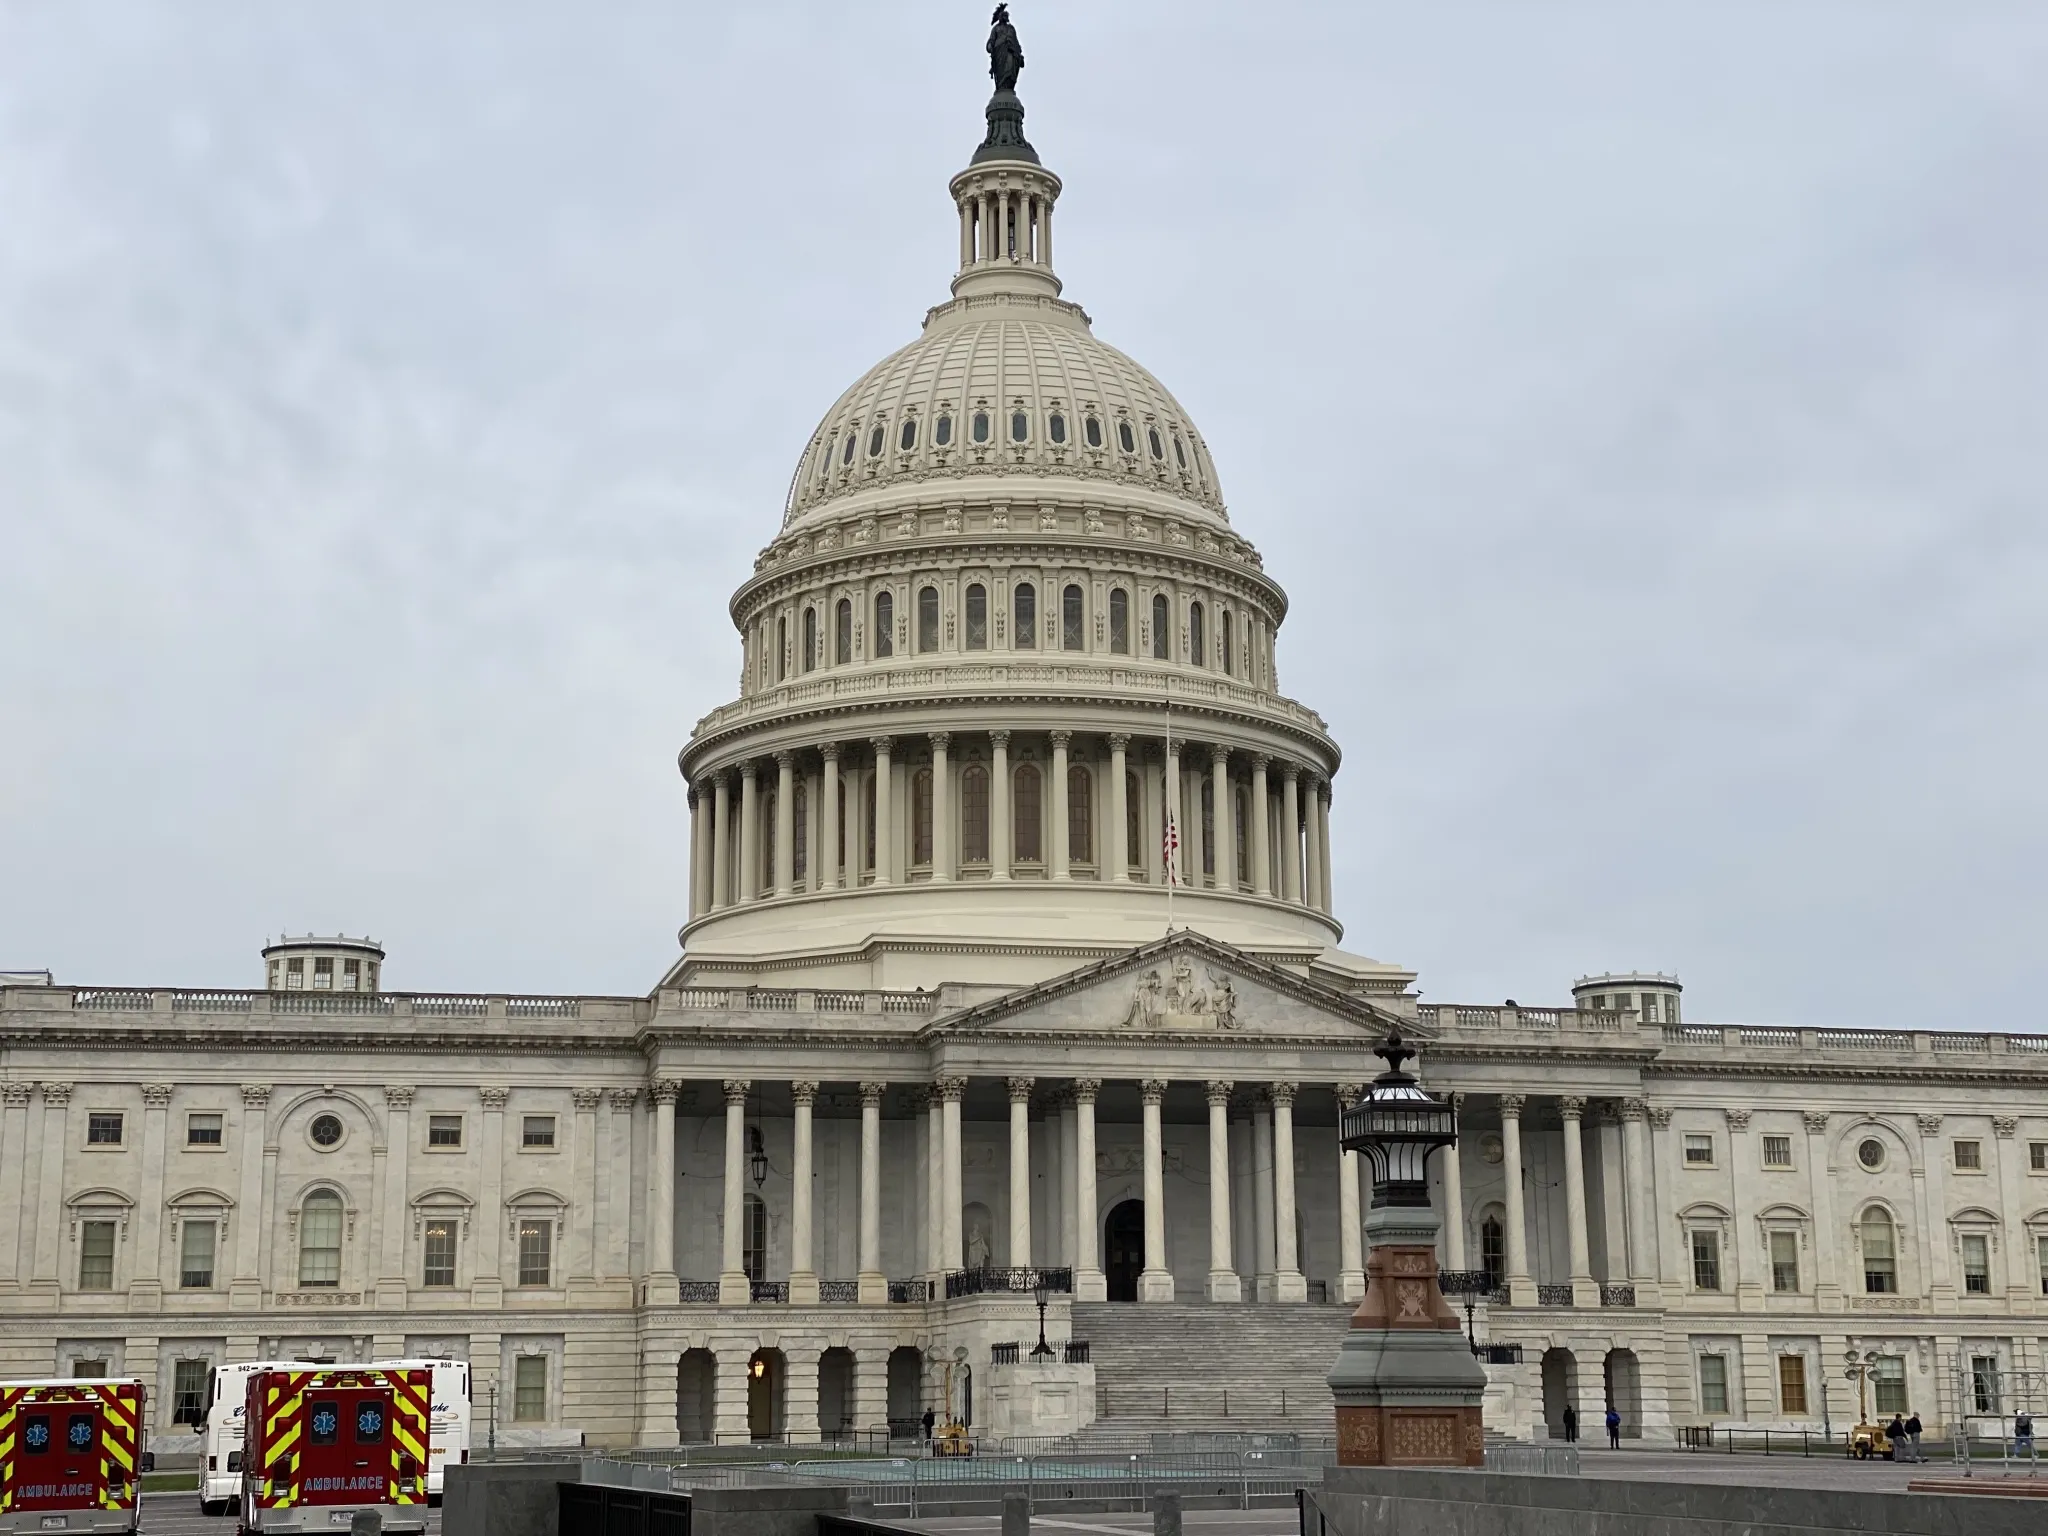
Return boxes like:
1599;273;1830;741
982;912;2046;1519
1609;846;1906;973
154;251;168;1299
5;27;2045;1458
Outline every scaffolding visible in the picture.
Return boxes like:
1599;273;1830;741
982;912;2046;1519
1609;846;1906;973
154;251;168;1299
1940;1350;2045;1477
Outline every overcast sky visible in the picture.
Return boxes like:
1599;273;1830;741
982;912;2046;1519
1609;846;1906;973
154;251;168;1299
3;3;2045;1027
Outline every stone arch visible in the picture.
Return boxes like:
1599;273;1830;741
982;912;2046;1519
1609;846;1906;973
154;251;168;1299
1539;1346;1580;1440
886;1345;924;1436
818;1346;857;1442
747;1347;786;1441
1833;1117;1913;1173
676;1349;716;1444
1602;1348;1642;1439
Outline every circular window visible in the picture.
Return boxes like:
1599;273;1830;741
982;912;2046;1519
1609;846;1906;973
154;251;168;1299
310;1114;344;1149
1481;1134;1505;1166
1857;1137;1885;1171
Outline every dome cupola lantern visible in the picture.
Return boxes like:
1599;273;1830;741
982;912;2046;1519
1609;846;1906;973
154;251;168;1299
952;5;1061;302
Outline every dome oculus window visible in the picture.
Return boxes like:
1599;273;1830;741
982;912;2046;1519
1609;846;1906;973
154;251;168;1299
1857;1138;1886;1171
868;425;885;458
1010;411;1029;442
309;1114;344;1149
900;418;918;452
1148;427;1164;460
972;411;991;444
1048;412;1067;444
1117;420;1136;454
1084;415;1103;448
934;414;953;447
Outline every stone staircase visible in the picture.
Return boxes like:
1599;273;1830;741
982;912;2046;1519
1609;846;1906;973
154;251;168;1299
1067;1301;1355;1445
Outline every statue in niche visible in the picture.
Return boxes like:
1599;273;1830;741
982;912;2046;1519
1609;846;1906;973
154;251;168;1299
966;1214;993;1270
988;5;1024;92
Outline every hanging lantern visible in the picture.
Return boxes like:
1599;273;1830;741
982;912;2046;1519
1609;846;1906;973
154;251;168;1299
1338;1029;1458;1208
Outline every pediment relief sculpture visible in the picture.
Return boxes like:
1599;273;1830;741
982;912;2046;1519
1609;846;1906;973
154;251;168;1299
1125;957;1238;1030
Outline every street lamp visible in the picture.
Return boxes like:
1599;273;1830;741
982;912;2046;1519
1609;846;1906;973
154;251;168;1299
1340;1030;1459;1209
1029;1269;1054;1358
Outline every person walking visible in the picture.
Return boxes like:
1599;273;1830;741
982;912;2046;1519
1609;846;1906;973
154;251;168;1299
1605;1407;1622;1449
1562;1405;1578;1444
2014;1410;2035;1461
1903;1411;1923;1463
920;1408;935;1450
1884;1414;1905;1460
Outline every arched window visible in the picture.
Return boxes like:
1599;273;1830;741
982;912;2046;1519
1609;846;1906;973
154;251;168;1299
1861;1208;1897;1293
1109;589;1129;653
972;411;991;444
1125;771;1143;871
742;1192;767;1282
1221;609;1233;675
298;1191;343;1287
934;414;953;447
1151;594;1170;660
1010;410;1029;442
1172;433;1188;469
1049;412;1067;444
817;439;833;481
917;586;939;653
760;785;777;890
1062;584;1084;650
1085;415;1103;449
1117;420;1136;455
911;768;934;866
1200;779;1216;878
1480;1217;1505;1288
1014;764;1043;863
835;598;853;664
775;615;788;682
836;779;848;880
1189;602;1206;666
961;765;990;864
1068;765;1093;864
873;592;894;658
868;425;885;458
793;781;809;882
899;418;918;452
802;608;818;672
1147;427;1164;460
1014;583;1037;649
841;431;857;465
965;584;988;650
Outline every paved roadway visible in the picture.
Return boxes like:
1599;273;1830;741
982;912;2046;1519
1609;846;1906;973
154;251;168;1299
900;1512;1300;1536
139;1492;444;1533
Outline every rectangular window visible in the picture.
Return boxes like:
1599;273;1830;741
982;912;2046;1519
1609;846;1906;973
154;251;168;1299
518;1220;552;1287
513;1355;548;1422
1953;1139;1982;1171
1972;1356;2001;1414
1684;1134;1714;1166
1778;1354;1808;1415
172;1359;209;1426
1109;589;1129;654
343;958;361;991
1769;1230;1799;1293
313;956;333;989
1962;1233;1992;1294
2031;1141;2047;1172
1691;1229;1721;1292
1761;1134;1792;1168
86;1112;123;1145
1640;995;1660;1023
186;1112;223;1147
79;1220;116;1291
1698;1355;1728;1415
286;957;304;989
422;1219;457;1288
428;1115;463;1148
180;1220;216;1288
1873;1356;1907;1416
2039;1234;2048;1296
70;1360;107;1379
521;1115;556;1149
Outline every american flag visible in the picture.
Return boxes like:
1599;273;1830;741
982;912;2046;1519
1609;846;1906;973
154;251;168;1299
1163;812;1181;887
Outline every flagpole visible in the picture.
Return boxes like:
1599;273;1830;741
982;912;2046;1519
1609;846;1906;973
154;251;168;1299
1164;697;1175;936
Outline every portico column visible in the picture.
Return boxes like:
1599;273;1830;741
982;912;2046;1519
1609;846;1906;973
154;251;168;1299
819;744;842;891
930;732;952;882
711;772;733;911
1560;1096;1597;1308
1252;1094;1277;1301
647;1079;681;1304
1163;737;1184;886
688;789;707;919
1271;1082;1307;1302
1249;755;1272;897
1138;1080;1174;1301
789;1081;819;1303
1621;1100;1662;1305
1204;1081;1241;1302
1007;1078;1034;1266
739;763;762;902
990;731;1013;880
1315;780;1334;911
924;1091;943;1283
718;1080;751;1304
773;751;797;895
1303;777;1325;912
939;1076;965;1272
869;738;894;885
1211;748;1235;890
1500;1094;1534;1306
1335;1084;1365;1304
1073;1079;1105;1300
1105;734;1130;881
1440;1101;1468;1271
1049;731;1072;880
1279;766;1302;903
858;1083;886;1304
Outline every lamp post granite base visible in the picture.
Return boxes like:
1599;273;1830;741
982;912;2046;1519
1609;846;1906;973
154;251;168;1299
1327;1203;1488;1467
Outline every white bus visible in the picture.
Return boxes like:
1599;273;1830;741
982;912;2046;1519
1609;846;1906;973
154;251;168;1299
198;1357;471;1515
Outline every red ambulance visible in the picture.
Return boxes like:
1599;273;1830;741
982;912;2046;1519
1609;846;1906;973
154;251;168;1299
0;1378;147;1534
239;1366;430;1534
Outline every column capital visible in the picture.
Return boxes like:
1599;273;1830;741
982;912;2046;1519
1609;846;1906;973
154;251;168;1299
1994;1115;2019;1139
571;1087;603;1111
1724;1108;1751;1132
1204;1080;1233;1106
1006;1076;1036;1104
1334;1082;1365;1109
1620;1098;1648;1122
480;1086;510;1111
0;1083;32;1108
39;1082;73;1107
1247;752;1270;771
721;1079;751;1107
791;1080;820;1107
607;1087;640;1111
1106;732;1131;751
141;1083;173;1109
869;735;893;755
859;1081;887;1106
382;1086;415;1110
1802;1110;1830;1135
1071;1077;1101;1104
1208;744;1231;768
1915;1113;1943;1136
1278;760;1299;783
1265;1081;1297;1108
649;1080;684;1107
1316;778;1333;805
934;1075;968;1103
929;731;951;751
990;729;1011;748
1498;1092;1526;1117
1646;1104;1674;1129
819;740;842;762
773;749;795;768
1558;1095;1587;1120
1140;1079;1168;1106
1049;729;1072;749
686;785;699;811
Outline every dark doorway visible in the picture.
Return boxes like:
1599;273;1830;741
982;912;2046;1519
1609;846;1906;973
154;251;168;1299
1105;1199;1145;1302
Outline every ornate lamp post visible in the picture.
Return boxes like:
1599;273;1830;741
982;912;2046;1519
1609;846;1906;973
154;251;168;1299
1030;1269;1055;1359
1326;1030;1488;1468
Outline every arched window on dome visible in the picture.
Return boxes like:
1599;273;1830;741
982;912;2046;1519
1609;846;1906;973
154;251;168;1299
1151;594;1170;660
1173;433;1188;469
935;414;953;448
1117;419;1136;455
835;598;852;665
1109;589;1129;654
873;592;894;658
900;418;918;452
964;584;988;650
1220;608;1233;675
1049;413;1067;444
1148;427;1165;461
868;425;885;458
835;778;848;882
1067;765;1093;866
802;607;818;673
972;411;991;445
917;586;939;653
961;765;990;865
793;780;808;882
911;769;933;868
817;439;833;481
1085;415;1103;449
842;431;857;465
1013;583;1037;649
776;616;788;682
1011;410;1029;443
1061;584;1084;651
1189;602;1206;667
1125;770;1143;874
1013;764;1042;864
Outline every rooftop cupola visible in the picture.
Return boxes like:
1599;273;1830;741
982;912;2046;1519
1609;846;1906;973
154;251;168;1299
949;5;1063;302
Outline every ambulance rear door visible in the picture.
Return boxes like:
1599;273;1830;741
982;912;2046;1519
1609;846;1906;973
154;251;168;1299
14;1399;105;1514
296;1388;395;1507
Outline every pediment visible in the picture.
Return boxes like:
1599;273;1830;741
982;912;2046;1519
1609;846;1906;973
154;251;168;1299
927;929;1416;1045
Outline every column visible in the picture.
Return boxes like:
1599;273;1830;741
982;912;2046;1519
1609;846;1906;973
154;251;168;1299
1205;1081;1240;1301
869;738;894;885
1994;1117;2028;1302
569;1088;600;1286
30;1084;70;1294
930;732;952;882
0;1084;32;1290
230;1084;268;1307
1916;1113;1954;1305
477;1086;507;1304
819;744;842;891
688;788;707;919
1138;1080;1174;1301
1440;1102;1468;1270
1163;737;1183;886
939;1077;965;1272
1500;1094;1534;1305
125;1084;172;1306
1073;1079;1104;1300
1335;1084;1365;1304
1271;1082;1306;1302
1561;1096;1597;1308
377;1086;413;1307
1106;734;1130;881
1184;756;1204;886
789;1081;819;1303
739;763;762;902
857;1083;886;1303
1303;777;1325;913
1621;1100;1660;1301
1049;731;1071;880
1315;781;1335;911
1648;1106;1685;1295
1252;1095;1277;1301
990;731;1013;879
1058;1094;1080;1267
643;1080;680;1305
772;751;796;895
1210;749;1235;890
718;1080;750;1304
1007;1078;1034;1266
1249;755;1272;897
924;1091;942;1283
711;771;733;911
604;1088;637;1280
1725;1108;1764;1309
1280;766;1302;903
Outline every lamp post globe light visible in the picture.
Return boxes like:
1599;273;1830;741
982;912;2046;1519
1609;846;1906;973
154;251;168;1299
1325;1031;1489;1467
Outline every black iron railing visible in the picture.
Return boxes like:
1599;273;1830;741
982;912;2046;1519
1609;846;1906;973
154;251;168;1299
943;1266;1074;1299
1535;1284;1575;1307
818;1280;860;1303
887;1278;933;1303
750;1280;788;1303
1436;1270;1496;1297
991;1342;1021;1364
677;1280;720;1303
1599;1284;1636;1309
1478;1343;1524;1365
1063;1340;1090;1364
